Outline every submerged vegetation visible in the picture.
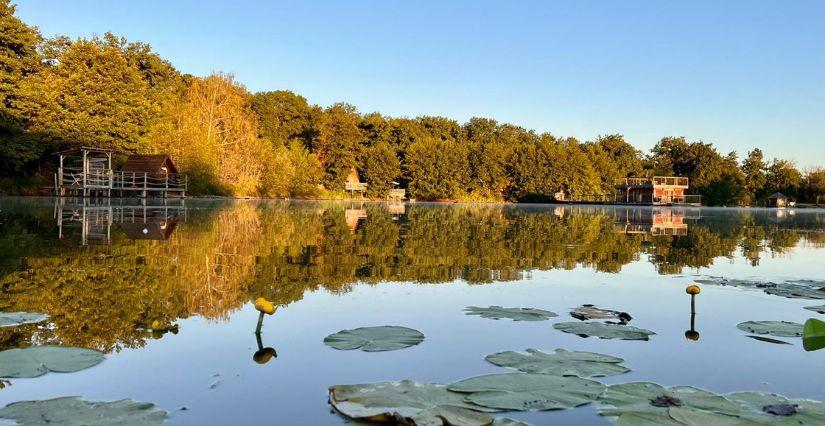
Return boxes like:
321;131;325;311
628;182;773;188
2;2;825;204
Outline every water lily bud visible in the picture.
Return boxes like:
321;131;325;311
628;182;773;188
254;298;276;315
253;347;277;364
685;285;701;295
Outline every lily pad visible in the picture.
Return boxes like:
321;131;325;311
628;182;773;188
485;348;630;378
0;396;167;425
328;380;497;422
803;318;825;352
804;305;825;314
728;391;825;424
553;321;655;341
447;372;605;411
464;306;557;321
492;419;531;426
597;382;742;420
570;305;631;323
736;321;803;337
323;326;424;352
411;405;494;426
764;284;825;300
0;312;48;328
0;346;105;378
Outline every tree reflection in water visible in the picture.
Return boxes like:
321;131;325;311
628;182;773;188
0;198;822;353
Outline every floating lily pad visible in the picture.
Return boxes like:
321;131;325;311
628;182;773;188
803;318;825;352
411;405;494;426
329;380;497;422
736;321;803;338
597;382;742;420
323;326;424;352
447;373;605;411
0;346;105;378
493;418;531;426
464;306;557;321
553;322;655;341
0;396;167;425
804;305;825;314
570;305;631;323
0;312;49;328
727;391;825;424
485;348;629;378
764;284;825;300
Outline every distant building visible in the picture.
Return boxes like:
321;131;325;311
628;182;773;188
767;192;789;208
344;168;367;196
615;176;701;206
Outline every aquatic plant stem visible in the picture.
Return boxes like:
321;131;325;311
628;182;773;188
255;311;264;334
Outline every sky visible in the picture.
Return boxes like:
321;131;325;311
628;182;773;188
16;0;825;166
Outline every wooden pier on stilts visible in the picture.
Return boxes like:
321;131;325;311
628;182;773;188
54;147;187;198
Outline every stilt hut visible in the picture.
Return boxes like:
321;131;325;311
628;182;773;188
767;192;788;208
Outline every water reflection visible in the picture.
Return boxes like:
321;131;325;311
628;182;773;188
0;198;824;354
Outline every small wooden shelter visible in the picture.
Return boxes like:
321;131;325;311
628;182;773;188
767;192;788;208
55;148;187;198
344;168;367;197
615;176;701;206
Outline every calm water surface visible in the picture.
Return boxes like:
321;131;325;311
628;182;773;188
1;197;824;425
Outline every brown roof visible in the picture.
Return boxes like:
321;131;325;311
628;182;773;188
121;155;178;174
767;192;787;200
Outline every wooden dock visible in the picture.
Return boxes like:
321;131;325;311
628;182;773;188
55;147;186;198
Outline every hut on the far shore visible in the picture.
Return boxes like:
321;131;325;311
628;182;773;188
767;192;789;208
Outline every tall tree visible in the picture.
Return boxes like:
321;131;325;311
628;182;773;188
358;141;400;198
741;148;767;204
251;90;317;147
312;103;362;190
765;159;802;198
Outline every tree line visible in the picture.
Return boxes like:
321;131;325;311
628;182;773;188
1;1;823;205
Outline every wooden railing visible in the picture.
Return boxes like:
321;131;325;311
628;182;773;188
345;181;367;192
57;168;187;192
615;177;690;187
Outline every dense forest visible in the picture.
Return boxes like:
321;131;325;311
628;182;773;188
1;2;824;205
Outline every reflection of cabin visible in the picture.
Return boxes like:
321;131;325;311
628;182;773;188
614;207;692;236
55;147;187;198
344;168;367;197
345;207;367;231
55;198;186;246
615;177;701;206
767;192;789;208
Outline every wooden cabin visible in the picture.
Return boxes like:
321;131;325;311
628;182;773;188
767;192;789;208
54;147;187;198
344;168;367;196
615;176;701;206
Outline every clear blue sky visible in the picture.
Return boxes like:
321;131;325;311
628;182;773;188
16;0;825;166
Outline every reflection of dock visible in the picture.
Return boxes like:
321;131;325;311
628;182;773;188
55;198;186;245
614;207;695;236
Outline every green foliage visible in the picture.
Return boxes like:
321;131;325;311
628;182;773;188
0;0;41;109
765;159;802;198
252;90;317;147
405;137;470;199
312;103;362;189
358;141;400;198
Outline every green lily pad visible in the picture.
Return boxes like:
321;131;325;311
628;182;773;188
492;418;531;426
597;382;742;420
0;396;167;425
323;326;424;352
447;372;605;411
570;305;631;322
464;306;557;321
764;284;825;300
736;321;803;337
328;380;497;422
803;318;825;352
0;346;105;378
0;312;49;328
727;391;825;424
553;322;656;341
485;348;630;378
411;405;494;426
804;305;825;314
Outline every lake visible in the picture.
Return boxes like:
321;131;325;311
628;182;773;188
1;197;824;425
